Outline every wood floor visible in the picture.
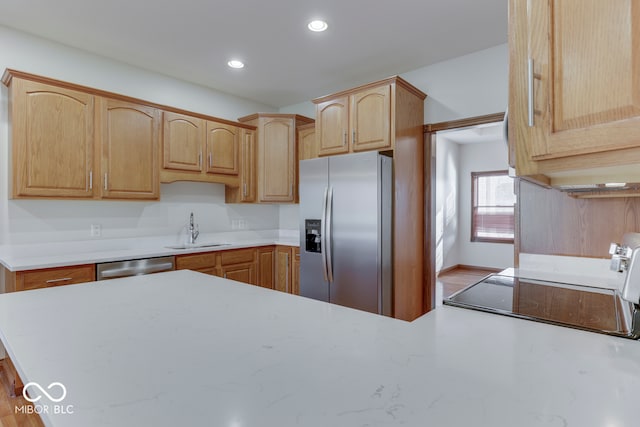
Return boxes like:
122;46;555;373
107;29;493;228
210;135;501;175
437;265;499;300
0;364;44;427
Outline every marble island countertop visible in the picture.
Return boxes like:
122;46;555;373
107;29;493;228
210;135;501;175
0;270;638;427
0;229;299;271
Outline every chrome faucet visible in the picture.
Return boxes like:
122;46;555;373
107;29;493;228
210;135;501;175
188;212;199;244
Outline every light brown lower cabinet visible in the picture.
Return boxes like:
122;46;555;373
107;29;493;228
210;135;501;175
220;248;256;285
4;264;96;293
276;245;300;295
257;246;275;289
175;245;299;292
175;248;256;285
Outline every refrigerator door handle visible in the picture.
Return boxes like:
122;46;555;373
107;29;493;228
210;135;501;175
326;186;334;283
321;187;329;282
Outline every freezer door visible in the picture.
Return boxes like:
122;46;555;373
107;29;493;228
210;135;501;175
299;157;330;303
328;151;387;314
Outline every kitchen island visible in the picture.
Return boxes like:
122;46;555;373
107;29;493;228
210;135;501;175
0;270;638;426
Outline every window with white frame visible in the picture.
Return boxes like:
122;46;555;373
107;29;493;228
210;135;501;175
471;170;515;243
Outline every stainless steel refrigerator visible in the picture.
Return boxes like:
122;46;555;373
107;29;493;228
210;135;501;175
299;151;393;316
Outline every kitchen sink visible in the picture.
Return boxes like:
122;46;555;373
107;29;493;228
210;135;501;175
164;242;230;250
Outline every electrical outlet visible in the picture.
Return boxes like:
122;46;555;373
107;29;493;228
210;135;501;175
90;224;102;237
238;219;247;229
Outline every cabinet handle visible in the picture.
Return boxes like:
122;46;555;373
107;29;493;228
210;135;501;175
104;173;108;190
224;273;227;279
528;58;535;127
243;183;247;197
343;131;347;146
352;130;356;144
208;153;213;168
198;152;202;168
89;171;93;190
46;277;72;284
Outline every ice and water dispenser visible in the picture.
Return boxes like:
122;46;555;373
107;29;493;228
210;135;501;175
305;219;322;253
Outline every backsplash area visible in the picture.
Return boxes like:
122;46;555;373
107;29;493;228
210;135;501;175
0;182;284;244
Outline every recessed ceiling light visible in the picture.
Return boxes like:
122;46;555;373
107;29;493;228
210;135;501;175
227;60;245;69
308;20;328;32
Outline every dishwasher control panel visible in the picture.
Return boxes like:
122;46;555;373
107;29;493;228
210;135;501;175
96;256;176;281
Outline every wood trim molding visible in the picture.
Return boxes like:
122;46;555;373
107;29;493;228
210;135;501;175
1;68;257;130
312;75;427;104
424;112;505;133
297;122;316;131
237;113;314;125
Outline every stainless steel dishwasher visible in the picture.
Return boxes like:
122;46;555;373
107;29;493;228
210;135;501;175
96;256;175;281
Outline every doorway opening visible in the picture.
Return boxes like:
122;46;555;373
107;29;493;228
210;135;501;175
424;113;514;307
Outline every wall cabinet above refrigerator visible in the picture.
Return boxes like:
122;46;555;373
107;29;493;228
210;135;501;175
312;76;426;158
508;0;640;195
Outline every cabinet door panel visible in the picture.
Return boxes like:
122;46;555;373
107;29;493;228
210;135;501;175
351;85;391;152
13;79;94;198
317;96;349;156
163;111;204;172
299;126;318;160
176;252;218;271
275;247;291;293
528;0;640;159
260;118;295;202
100;99;160;199
223;263;255;285
257;247;274;289
206;122;239;175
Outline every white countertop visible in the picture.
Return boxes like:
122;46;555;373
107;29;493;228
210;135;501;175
0;270;639;427
0;230;299;271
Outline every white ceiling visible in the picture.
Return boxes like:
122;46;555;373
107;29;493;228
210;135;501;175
0;0;507;108
438;121;506;145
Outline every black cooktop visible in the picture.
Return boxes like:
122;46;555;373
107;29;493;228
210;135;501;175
443;274;640;339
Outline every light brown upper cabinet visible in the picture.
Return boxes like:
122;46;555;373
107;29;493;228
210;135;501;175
2;70;161;200
161;111;246;186
298;122;318;161
509;0;640;186
206;122;239;175
98;98;160;200
163;111;205;172
225;128;256;203
313;77;423;158
5;77;95;198
238;113;314;203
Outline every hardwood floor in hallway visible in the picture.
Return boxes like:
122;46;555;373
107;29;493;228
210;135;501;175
437;266;499;302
